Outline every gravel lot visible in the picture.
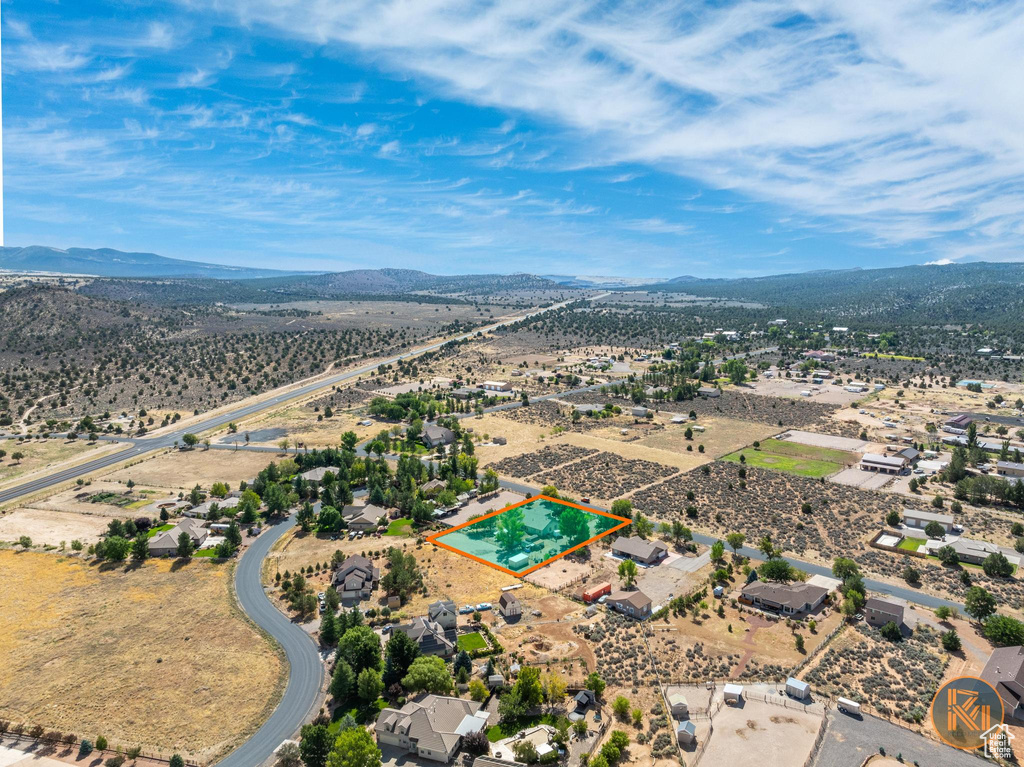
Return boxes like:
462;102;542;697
813;711;980;767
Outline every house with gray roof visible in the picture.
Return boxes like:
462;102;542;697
299;466;343;484
981;645;1024;721
428;599;458;631
997;461;1024;480
333;554;379;602
859;453;906;474
149;517;208;556
924;537;1021;568
422;424;456;449
740;581;828;616
375;695;487;762
611;535;668;565
864;597;907;634
607;589;653;620
341;503;388;531
902;508;954;533
393;617;457;658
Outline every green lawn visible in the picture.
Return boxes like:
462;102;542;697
147;524;175;538
457;632;487;652
194;548;219;558
898;537;926;552
385;518;414;536
487;714;558;742
329;698;388;734
756;438;853;465
722;448;842;478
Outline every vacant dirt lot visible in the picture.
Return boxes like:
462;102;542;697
0;439;126;489
697;699;822;767
103;449;278;491
0;550;283;763
0;508;113;546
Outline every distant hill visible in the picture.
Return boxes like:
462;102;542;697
0;246;308;280
633;262;1024;327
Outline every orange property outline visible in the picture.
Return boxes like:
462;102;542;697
426;494;631;578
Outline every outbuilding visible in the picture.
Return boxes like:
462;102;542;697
786;678;810;701
668;693;688;719
723;684;743;704
676;721;697;745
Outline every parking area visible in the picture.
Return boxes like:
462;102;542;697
829;467;892;490
812;711;980;767
437;490;524;527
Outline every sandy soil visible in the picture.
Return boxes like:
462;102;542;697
696;699;822;767
0;550;283;763
102;449;279;491
0;508;114;547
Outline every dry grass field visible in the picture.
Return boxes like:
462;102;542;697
103;449;278;491
0;508;113;546
0;439;126;489
205;403;380;450
0;550;284;763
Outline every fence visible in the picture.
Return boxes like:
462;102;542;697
0;732;197;766
801;710;830;767
789;622;845;677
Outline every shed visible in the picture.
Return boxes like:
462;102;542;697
786;677;810;700
387;595;401;609
676;720;697;745
508;552;530;570
487;674;506;688
582;582;612;603
668;693;688;718
713;586;724;598
723;684;743;704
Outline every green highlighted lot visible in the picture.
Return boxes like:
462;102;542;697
722;438;849;478
430;496;629;576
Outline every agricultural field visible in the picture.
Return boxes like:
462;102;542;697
0;550;283;763
721;438;854;478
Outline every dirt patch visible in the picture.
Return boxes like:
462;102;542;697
698;699;822;767
0;508;114;546
103;449;279;491
0;550;284;763
0;439;127;491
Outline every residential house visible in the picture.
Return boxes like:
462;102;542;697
925;537;1022;568
420;479;447;497
611;535;669;565
149;517;209;556
607;590;653;620
902;508;954;533
422;424;457;449
481;381;513;392
428;599;458;631
375;695;488;762
499;592;522;620
299;467;343;484
740;581;828;617
342;503;388;531
898;447;921;464
333;554;379;602
997;461;1024;480
981;646;1024;721
393;617;457;658
184;495;240;519
859;453;906;475
697;386;720;398
945;414;973;430
864;597;907;634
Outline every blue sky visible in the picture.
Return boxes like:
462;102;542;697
5;0;1024;278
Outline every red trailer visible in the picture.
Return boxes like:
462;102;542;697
582;582;612;603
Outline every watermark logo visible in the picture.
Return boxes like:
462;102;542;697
982;724;1014;759
930;676;1004;751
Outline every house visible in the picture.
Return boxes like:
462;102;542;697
298;466;343;484
342;503;388;531
897;447;921;464
572;689;596;713
375;695;487;763
611;535;668;565
945;414;973;430
676;721;696;745
420;479;447;496
428;599;458;631
607;590;653;620
859;453;906;474
981;646;1024;721
668;693;688;719
926;537;1022;568
422;424;456;449
786;678;810;700
902;508;953;533
333;554;379;601
394;617;457;658
997;461;1024;480
184;495;240;519
481;381;512;392
740;581;828;616
697;386;720;398
149;517;209;556
499;591;522;619
631;406;649;418
582;582;611;603
864;597;907;633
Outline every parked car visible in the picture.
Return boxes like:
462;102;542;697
952;524;965;533
475;603;492;611
459;605;475;614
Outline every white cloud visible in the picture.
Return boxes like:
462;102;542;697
193;0;1024;260
176;68;215;88
378;139;400;156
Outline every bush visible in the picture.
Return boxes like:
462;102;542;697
95;735;108;751
463;730;490;756
941;630;961;652
612;696;630;720
78;740;94;757
104;757;125;767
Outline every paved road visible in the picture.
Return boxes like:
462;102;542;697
495;478;962;611
217;513;323;767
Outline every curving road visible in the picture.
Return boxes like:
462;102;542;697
218;513;323;767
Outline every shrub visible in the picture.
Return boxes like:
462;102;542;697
95;735;108;751
79;740;94;757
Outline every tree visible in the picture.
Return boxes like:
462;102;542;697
357;668;384;702
759;558;796;582
170;757;186;767
104;536;131;562
329;659;356;701
383;630;421;686
983;552;1014;578
983;614;1024;646
326;726;382;767
795;634;805;653
558;507;590;545
320;612;339;647
513;666;544;709
941;630;962;652
617;558;637;588
495;507;527;554
380;548;423;603
934;606;953;621
831;557;859;580
541;670;567;707
462;730;490;756
338;626;382;674
469;679;489;701
710;540;725;562
726;532;745;555
182;433;199;448
513;740;539;765
964;586;997;622
935;545;960;567
885;509;901;527
758;534;778;559
902;565;920;584
131;534;149;562
631;512;654;539
585;672;606;696
401;655;453;694
300;722;334;767
176;531;195;559
612;695;630;720
879;621;902;642
17;535;32;549
924;521;946;539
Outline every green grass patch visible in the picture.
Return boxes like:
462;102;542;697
897;537;926;552
860;352;925;361
385;518;414;536
756;438;853;465
329;698;388;734
722;449;842;478
194;548;219;557
487;714;559;742
147;524;175;538
457;632;487;652
126;498;152;509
